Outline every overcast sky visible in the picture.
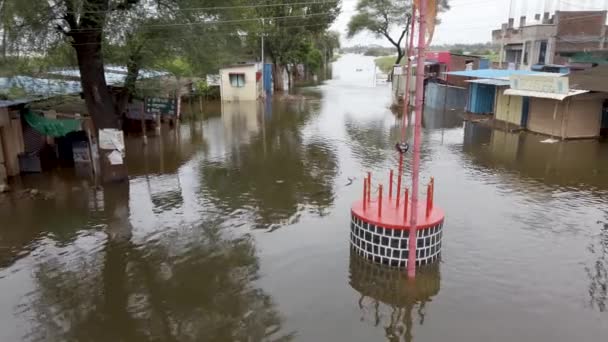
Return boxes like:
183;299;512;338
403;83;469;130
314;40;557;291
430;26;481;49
333;0;608;46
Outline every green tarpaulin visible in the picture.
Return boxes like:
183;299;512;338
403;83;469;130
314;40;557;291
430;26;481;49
24;110;81;137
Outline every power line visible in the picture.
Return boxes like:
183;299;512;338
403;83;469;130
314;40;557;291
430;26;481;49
63;23;336;47
66;0;341;15
65;11;341;33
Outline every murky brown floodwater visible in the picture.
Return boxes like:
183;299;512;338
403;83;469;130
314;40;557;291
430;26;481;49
1;54;608;341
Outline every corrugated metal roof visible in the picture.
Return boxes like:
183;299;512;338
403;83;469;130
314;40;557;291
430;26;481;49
503;88;589;100
444;69;540;79
0;99;30;108
0;76;82;97
465;78;510;86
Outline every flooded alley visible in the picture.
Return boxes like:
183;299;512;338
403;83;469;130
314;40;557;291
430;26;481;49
1;54;608;341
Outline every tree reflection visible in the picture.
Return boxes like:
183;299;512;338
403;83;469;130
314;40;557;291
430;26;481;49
344;117;402;168
587;215;608;313
349;250;441;342
24;187;292;341
201;100;338;230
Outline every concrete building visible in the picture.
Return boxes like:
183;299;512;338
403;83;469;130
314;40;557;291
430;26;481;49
492;11;608;70
219;64;262;102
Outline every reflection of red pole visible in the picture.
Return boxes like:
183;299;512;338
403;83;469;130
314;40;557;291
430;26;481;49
408;0;428;279
401;3;417;139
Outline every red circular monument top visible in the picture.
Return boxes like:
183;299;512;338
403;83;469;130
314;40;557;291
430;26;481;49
351;199;444;230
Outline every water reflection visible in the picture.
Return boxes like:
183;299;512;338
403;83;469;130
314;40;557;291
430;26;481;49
422;107;463;130
200;100;338;230
17;190;291;341
461;122;608;188
587;214;608;313
349;251;441;342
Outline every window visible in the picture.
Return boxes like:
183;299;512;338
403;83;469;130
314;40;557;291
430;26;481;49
229;73;245;87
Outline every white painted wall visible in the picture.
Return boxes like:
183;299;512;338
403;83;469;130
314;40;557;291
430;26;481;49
219;65;261;102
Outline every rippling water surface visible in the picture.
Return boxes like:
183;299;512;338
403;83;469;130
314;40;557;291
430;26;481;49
1;54;608;341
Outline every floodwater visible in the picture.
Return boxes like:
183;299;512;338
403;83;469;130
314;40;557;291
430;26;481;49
1;54;608;341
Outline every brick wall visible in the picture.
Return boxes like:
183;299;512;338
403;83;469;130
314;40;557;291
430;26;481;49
556;11;606;53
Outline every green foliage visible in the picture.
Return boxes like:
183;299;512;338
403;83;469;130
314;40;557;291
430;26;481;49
347;0;450;64
375;55;399;73
0;86;27;100
306;48;323;73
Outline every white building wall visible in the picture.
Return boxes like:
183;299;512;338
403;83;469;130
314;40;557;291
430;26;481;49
220;65;260;102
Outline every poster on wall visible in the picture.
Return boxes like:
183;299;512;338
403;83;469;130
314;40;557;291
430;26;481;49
99;128;125;152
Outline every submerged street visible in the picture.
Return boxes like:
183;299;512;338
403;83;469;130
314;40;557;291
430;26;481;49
1;54;608;341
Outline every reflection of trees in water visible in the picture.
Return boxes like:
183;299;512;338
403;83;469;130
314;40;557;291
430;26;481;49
23;187;291;341
201;101;338;230
587;215;608;313
345;118;401;168
349;250;441;342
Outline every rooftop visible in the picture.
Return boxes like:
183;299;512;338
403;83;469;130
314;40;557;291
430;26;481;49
444;69;541;79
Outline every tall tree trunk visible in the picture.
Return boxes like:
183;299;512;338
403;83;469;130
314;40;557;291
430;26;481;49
72;33;117;129
273;63;284;92
116;57;140;118
65;0;129;182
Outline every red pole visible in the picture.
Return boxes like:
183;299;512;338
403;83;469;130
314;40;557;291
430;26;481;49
396;154;403;207
367;172;371;204
378;185;383;217
426;183;432;217
430;177;435;210
401;3;417;139
363;179;368;210
408;0;428;279
404;188;409;221
389;170;394;200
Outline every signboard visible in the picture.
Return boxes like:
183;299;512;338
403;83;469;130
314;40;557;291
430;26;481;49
510;74;569;94
206;74;220;86
145;97;177;116
126;103;156;120
393;66;404;75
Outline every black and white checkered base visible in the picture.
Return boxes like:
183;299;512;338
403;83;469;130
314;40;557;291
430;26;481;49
350;214;443;268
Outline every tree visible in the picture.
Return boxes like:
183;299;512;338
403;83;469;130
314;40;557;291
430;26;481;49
347;0;450;66
257;0;341;91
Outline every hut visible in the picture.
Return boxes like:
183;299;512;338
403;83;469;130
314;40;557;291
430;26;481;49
504;74;607;139
219;64;262;102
